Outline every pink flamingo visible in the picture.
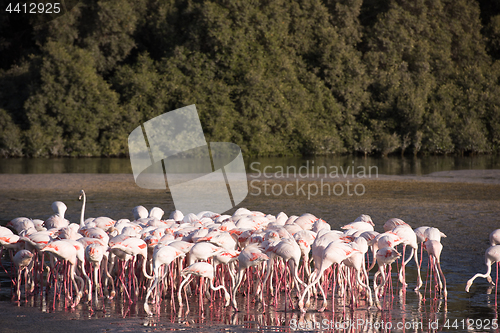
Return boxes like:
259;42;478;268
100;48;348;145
391;224;421;289
85;243;115;300
383;218;408;232
198;231;237;251
258;230;281;301
294;230;316;279
188;242;226;265
293;214;317;231
373;247;401;309
41;240;84;308
133;205;149;220
145;244;185;306
7;217;34;234
367;232;403;271
177;261;231;313
232;244;269;311
13;250;34;300
43;201;70;229
342;237;373;307
466;245;500;292
342;214;374;232
298;241;360;313
109;237;153;279
423;238;447;298
270;237;307;306
490;229;500;246
312;219;331;233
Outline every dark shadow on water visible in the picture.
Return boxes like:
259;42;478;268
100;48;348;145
1;155;500;176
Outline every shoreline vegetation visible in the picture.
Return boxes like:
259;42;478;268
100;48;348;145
2;0;500;158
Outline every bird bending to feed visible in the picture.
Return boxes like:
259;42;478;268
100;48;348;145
177;261;230;311
4;191;456;316
466;245;500;292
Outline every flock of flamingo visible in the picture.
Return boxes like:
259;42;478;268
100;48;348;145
0;189;498;317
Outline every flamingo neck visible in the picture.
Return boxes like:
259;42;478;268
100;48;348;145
80;192;86;228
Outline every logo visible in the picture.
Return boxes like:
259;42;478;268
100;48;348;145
128;105;248;214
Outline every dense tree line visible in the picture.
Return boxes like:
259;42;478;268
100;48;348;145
1;0;499;157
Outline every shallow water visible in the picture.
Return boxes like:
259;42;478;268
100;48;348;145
0;174;499;332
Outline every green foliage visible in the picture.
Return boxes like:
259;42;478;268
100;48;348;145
0;108;24;157
1;0;500;157
422;111;454;154
24;41;125;156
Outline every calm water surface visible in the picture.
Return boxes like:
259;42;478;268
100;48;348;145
0;155;499;175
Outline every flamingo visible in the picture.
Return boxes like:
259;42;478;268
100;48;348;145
78;190;88;232
188;242;226;265
490;229;500;246
294;230;316;278
198;231;237;250
7;217;35;234
0;225;14;236
342;214;374;231
43;201;70;229
312;219;330;233
41;240;84;308
270;237;307;300
232;244;269;311
373;247;401;309
32;219;46;232
79;190;116;232
424;239;447;298
258;230;281;301
177;262;230;311
365;232;403;271
149;207;164;220
80;227;110;245
283;224;303;236
85;243;114;300
56;226;81;240
466;245;500;292
293;214;317;231
391;224;421;289
299;241;360;312
145;244;185;309
274;212;288;225
169;210;184;222
166;240;195;254
383;218;408;231
342;237;373;307
109;237;153;279
0;226;18;264
13;250;34;300
91;217;116;232
0;234;23;251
